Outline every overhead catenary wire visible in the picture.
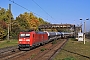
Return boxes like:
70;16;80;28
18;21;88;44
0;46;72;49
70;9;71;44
31;0;55;20
9;0;49;21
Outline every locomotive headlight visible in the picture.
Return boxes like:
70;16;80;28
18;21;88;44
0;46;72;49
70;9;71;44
26;39;30;41
19;39;22;41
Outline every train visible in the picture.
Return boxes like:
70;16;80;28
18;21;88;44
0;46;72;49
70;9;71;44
18;31;73;50
18;31;63;50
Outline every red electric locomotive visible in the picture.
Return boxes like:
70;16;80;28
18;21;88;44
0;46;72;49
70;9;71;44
18;31;48;50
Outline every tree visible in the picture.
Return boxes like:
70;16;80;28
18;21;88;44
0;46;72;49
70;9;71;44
16;14;30;30
0;8;13;22
0;7;14;40
16;12;50;31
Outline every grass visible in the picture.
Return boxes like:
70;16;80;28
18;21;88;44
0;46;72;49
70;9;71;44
40;48;46;51
0;39;18;48
52;40;57;44
30;54;36;59
53;38;90;60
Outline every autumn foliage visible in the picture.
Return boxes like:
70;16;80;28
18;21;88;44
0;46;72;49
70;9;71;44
0;8;49;40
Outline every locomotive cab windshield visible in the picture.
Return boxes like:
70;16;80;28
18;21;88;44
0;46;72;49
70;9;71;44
20;33;30;38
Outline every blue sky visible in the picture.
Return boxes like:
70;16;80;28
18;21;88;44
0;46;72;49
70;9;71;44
0;0;90;31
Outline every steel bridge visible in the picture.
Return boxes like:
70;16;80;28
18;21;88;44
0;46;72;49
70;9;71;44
38;24;75;32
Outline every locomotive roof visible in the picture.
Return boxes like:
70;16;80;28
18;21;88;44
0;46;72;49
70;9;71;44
20;31;47;34
35;31;47;34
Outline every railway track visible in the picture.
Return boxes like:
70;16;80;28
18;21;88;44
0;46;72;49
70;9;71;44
0;45;29;60
0;38;68;60
0;45;18;53
1;51;27;60
10;39;67;60
31;39;67;60
0;45;20;60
